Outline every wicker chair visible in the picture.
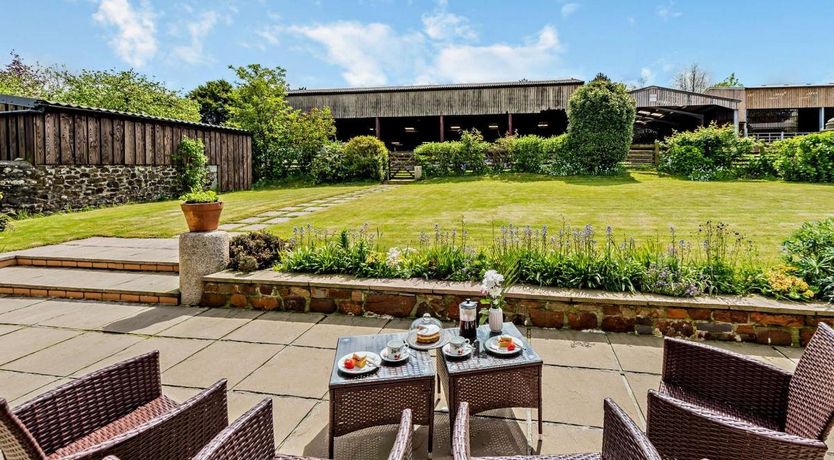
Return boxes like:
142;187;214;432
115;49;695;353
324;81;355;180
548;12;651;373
646;322;834;460
0;351;228;460
453;398;661;460
191;398;413;460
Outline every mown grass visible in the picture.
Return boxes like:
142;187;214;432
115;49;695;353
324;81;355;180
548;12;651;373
267;172;834;262
0;182;371;252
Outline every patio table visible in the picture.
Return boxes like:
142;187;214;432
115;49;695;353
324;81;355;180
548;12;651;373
328;330;435;458
436;322;543;440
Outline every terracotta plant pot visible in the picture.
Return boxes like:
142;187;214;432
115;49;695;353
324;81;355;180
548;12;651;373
180;202;224;232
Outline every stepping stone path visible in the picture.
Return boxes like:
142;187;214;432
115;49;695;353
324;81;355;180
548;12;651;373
219;185;393;233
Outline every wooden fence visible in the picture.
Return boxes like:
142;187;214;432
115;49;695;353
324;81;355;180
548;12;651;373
0;99;252;192
626;143;659;166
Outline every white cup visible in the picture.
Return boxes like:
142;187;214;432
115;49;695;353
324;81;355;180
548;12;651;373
450;336;470;354
386;339;406;360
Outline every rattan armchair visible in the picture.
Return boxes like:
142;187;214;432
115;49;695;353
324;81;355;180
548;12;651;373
192;398;413;460
646;322;834;460
453;399;661;460
0;351;228;460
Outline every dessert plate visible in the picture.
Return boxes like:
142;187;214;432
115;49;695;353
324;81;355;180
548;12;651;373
406;330;450;350
485;336;524;356
337;352;382;375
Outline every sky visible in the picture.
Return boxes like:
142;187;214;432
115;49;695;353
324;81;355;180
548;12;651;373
2;0;834;93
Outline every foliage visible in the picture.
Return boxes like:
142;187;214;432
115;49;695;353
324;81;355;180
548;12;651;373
674;63;712;92
542;134;577;175
510;135;547;173
311;136;388;183
565;74;636;174
0;52;59;98
782;218;834;301
457;129;488;174
763;265;814;301
658;123;758;180
228;231;290;272
415;141;462;177
0;213;10;233
771;131;834;182
53;68;201;121
171;137;208;193
714;73;743;88
180;190;219;203
486;135;513;173
188;79;233;125
738;151;779;179
227;64;335;182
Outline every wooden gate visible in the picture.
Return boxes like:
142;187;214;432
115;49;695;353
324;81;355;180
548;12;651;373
626;143;659;166
388;151;416;179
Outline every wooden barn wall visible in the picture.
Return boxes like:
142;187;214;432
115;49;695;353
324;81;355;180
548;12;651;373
287;84;582;118
743;86;834;110
0;107;252;191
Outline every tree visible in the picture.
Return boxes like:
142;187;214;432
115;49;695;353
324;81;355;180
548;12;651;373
188;79;233;125
566;74;636;173
674;64;711;93
53;68;201;122
714;73;743;88
0;51;59;98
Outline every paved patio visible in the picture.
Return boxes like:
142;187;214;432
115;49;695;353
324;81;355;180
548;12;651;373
0;295;827;459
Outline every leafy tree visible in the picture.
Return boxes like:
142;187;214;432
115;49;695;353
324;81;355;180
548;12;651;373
53;68;201;121
172;137;208;193
290;107;336;170
714;73;743;88
188;79;233;125
0;51;59;98
674;63;711;93
565;74;636;174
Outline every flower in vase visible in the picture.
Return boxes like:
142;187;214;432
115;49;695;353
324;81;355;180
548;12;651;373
480;269;505;300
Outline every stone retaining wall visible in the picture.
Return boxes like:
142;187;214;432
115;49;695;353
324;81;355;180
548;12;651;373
0;160;185;215
202;270;834;347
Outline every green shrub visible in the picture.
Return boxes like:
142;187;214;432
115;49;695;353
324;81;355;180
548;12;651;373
342;135;388;181
415;141;460;177
0;213;11;232
172;137;208;193
310;141;347;183
487;135;514;173
542;134;577;175
228;231;290;272
772;131;834;182
739;151;779;179
782;218;834;300
457;129;488;174
180;190;219;203
658;124;757;180
510;135;546;173
565;74;636;174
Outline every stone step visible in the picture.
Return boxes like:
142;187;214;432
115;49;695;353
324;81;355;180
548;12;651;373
0;266;180;305
6;237;179;273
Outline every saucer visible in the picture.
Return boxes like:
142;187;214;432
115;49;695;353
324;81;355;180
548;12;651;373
380;347;410;364
442;342;473;359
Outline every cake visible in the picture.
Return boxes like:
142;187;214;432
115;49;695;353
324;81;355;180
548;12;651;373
415;324;441;344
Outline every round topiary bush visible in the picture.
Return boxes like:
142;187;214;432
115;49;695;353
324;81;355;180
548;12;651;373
342;135;389;181
565;74;636;174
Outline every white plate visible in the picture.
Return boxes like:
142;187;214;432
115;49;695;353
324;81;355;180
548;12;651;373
485;336;524;356
406;330;450;350
380;347;410;364
442;343;473;359
337;352;382;375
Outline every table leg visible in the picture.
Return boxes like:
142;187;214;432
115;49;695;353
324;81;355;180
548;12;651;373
428;392;435;458
328;395;335;458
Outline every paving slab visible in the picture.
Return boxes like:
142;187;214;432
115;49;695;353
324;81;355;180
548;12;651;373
0;300;82;325
0;297;48;315
63;237;178;250
224;311;323;344
540;366;641;428
75;336;212;375
10;377;74;406
709;341;797;371
218;223;245;231
278;402;329;457
227;391;318;446
158;308;262;339
292;315;389;349
264;217;291;224
607;333;664;375
163;340;282;388
102;305;206;335
624;372;661;423
284;211;312;218
238;217;266;224
0;327;80;365
239;224;269;231
3;332;143;376
256;211;287;218
37;301;152;330
531;329;619;370
0;266;179;295
235;346;333;398
0;369;60;403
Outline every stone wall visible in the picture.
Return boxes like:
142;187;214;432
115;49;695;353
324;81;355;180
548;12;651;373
0;160;197;215
201;270;834;347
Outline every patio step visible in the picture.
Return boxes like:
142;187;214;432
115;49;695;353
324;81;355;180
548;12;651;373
0;266;180;305
13;255;178;273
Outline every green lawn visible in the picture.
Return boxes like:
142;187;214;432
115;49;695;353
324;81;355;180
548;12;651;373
266;172;834;261
0;183;371;252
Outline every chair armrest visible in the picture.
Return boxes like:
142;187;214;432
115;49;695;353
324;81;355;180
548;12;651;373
661;338;792;426
387;409;413;460
63;380;228;460
193;397;275;460
14;351;162;455
647;390;827;460
452;402;471;460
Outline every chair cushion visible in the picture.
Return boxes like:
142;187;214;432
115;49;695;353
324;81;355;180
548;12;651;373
660;381;781;431
46;396;178;459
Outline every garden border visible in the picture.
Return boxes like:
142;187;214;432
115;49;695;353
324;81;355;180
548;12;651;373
202;269;834;347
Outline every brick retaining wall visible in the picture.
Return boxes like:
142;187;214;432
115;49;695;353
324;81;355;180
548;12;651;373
202;270;834;347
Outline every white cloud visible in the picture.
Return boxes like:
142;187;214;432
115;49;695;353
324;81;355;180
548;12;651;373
422;0;477;41
171;10;219;65
561;3;580;17
419;26;565;84
93;0;157;67
640;67;655;85
286;21;426;86
656;1;682;21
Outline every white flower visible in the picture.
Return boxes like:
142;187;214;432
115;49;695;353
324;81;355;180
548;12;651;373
480;270;505;299
386;247;402;267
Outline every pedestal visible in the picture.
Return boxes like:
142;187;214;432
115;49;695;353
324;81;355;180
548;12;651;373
179;231;229;306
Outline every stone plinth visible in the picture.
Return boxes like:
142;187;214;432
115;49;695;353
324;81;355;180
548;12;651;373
179;231;229;306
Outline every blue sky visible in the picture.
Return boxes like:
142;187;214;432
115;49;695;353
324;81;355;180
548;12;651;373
3;0;834;92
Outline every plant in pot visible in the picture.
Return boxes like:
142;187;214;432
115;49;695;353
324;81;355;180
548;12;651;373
180;189;223;232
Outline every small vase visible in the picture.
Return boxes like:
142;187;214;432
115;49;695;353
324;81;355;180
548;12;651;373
488;307;504;333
